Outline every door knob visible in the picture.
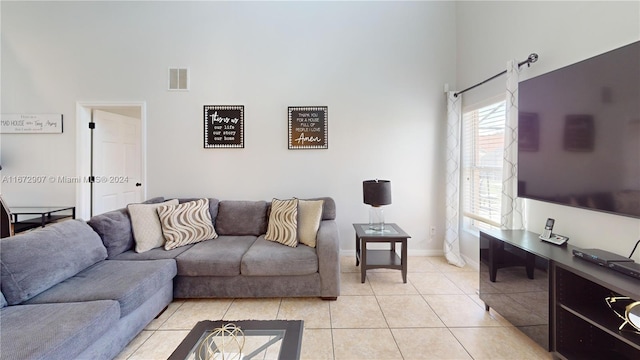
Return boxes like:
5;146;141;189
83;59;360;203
135;183;142;187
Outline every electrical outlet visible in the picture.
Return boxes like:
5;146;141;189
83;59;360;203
430;226;436;236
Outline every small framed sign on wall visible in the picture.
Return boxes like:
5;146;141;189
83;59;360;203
1;114;63;134
204;105;244;148
288;106;328;149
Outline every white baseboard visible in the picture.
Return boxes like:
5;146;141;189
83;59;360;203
461;254;480;271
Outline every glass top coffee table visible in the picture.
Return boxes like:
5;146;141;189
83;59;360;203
168;320;303;360
10;206;76;233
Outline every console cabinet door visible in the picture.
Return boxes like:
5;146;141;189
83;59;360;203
479;231;550;350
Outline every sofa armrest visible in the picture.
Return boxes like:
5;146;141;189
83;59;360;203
315;219;340;299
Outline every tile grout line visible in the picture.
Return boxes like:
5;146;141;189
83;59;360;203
422;259;478;360
328;294;336;360
123;257;542;359
447;327;477;360
373;290;406;360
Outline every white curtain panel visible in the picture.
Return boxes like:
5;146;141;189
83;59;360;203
501;60;525;230
444;91;466;267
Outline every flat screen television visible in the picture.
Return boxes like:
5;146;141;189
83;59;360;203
518;41;640;219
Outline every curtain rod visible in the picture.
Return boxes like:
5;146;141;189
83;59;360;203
453;53;539;98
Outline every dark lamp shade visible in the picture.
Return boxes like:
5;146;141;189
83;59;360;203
363;180;392;206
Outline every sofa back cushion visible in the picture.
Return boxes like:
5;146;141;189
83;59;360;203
0;220;108;305
87;208;133;259
87;197;165;258
215;201;268;236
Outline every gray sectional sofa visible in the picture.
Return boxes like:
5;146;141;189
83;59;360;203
0;196;340;360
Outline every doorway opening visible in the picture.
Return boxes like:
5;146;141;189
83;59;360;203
75;102;147;219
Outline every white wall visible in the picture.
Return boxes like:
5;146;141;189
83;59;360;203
456;1;640;263
0;1;457;254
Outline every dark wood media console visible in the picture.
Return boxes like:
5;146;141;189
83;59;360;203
480;230;640;359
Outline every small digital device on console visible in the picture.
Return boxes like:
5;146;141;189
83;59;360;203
539;218;568;245
539;218;554;240
609;261;640;280
572;248;635;267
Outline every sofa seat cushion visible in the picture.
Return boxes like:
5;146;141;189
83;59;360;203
176;236;257;276
0;220;108;305
24;259;177;317
0;300;119;360
111;244;194;260
241;236;318;276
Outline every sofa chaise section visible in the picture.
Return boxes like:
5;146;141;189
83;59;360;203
0;219;175;360
24;259;177;317
0;300;120;360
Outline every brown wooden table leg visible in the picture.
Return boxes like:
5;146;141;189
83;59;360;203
361;239;367;283
355;233;360;266
402;238;408;283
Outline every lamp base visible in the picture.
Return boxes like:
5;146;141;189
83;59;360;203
368;206;385;231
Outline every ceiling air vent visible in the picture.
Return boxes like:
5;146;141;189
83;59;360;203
168;68;189;91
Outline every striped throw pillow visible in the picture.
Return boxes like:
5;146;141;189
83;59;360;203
157;198;218;250
265;198;298;247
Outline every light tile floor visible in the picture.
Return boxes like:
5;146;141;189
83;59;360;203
115;256;552;360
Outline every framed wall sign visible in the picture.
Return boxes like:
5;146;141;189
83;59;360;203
288;106;328;149
204;105;244;148
1;114;63;134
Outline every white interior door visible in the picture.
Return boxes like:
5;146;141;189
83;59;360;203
92;109;142;215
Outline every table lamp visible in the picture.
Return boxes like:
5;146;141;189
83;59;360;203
363;179;391;231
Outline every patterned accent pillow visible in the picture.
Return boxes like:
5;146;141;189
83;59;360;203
265;198;299;247
297;199;324;248
157;198;218;250
128;199;179;253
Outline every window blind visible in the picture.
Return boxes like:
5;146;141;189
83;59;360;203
462;100;506;228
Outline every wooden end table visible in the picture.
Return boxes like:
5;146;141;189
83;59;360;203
353;223;411;283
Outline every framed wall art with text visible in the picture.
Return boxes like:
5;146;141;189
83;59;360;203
204;105;244;148
288;106;328;150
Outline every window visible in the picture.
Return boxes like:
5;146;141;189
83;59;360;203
462;99;506;229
